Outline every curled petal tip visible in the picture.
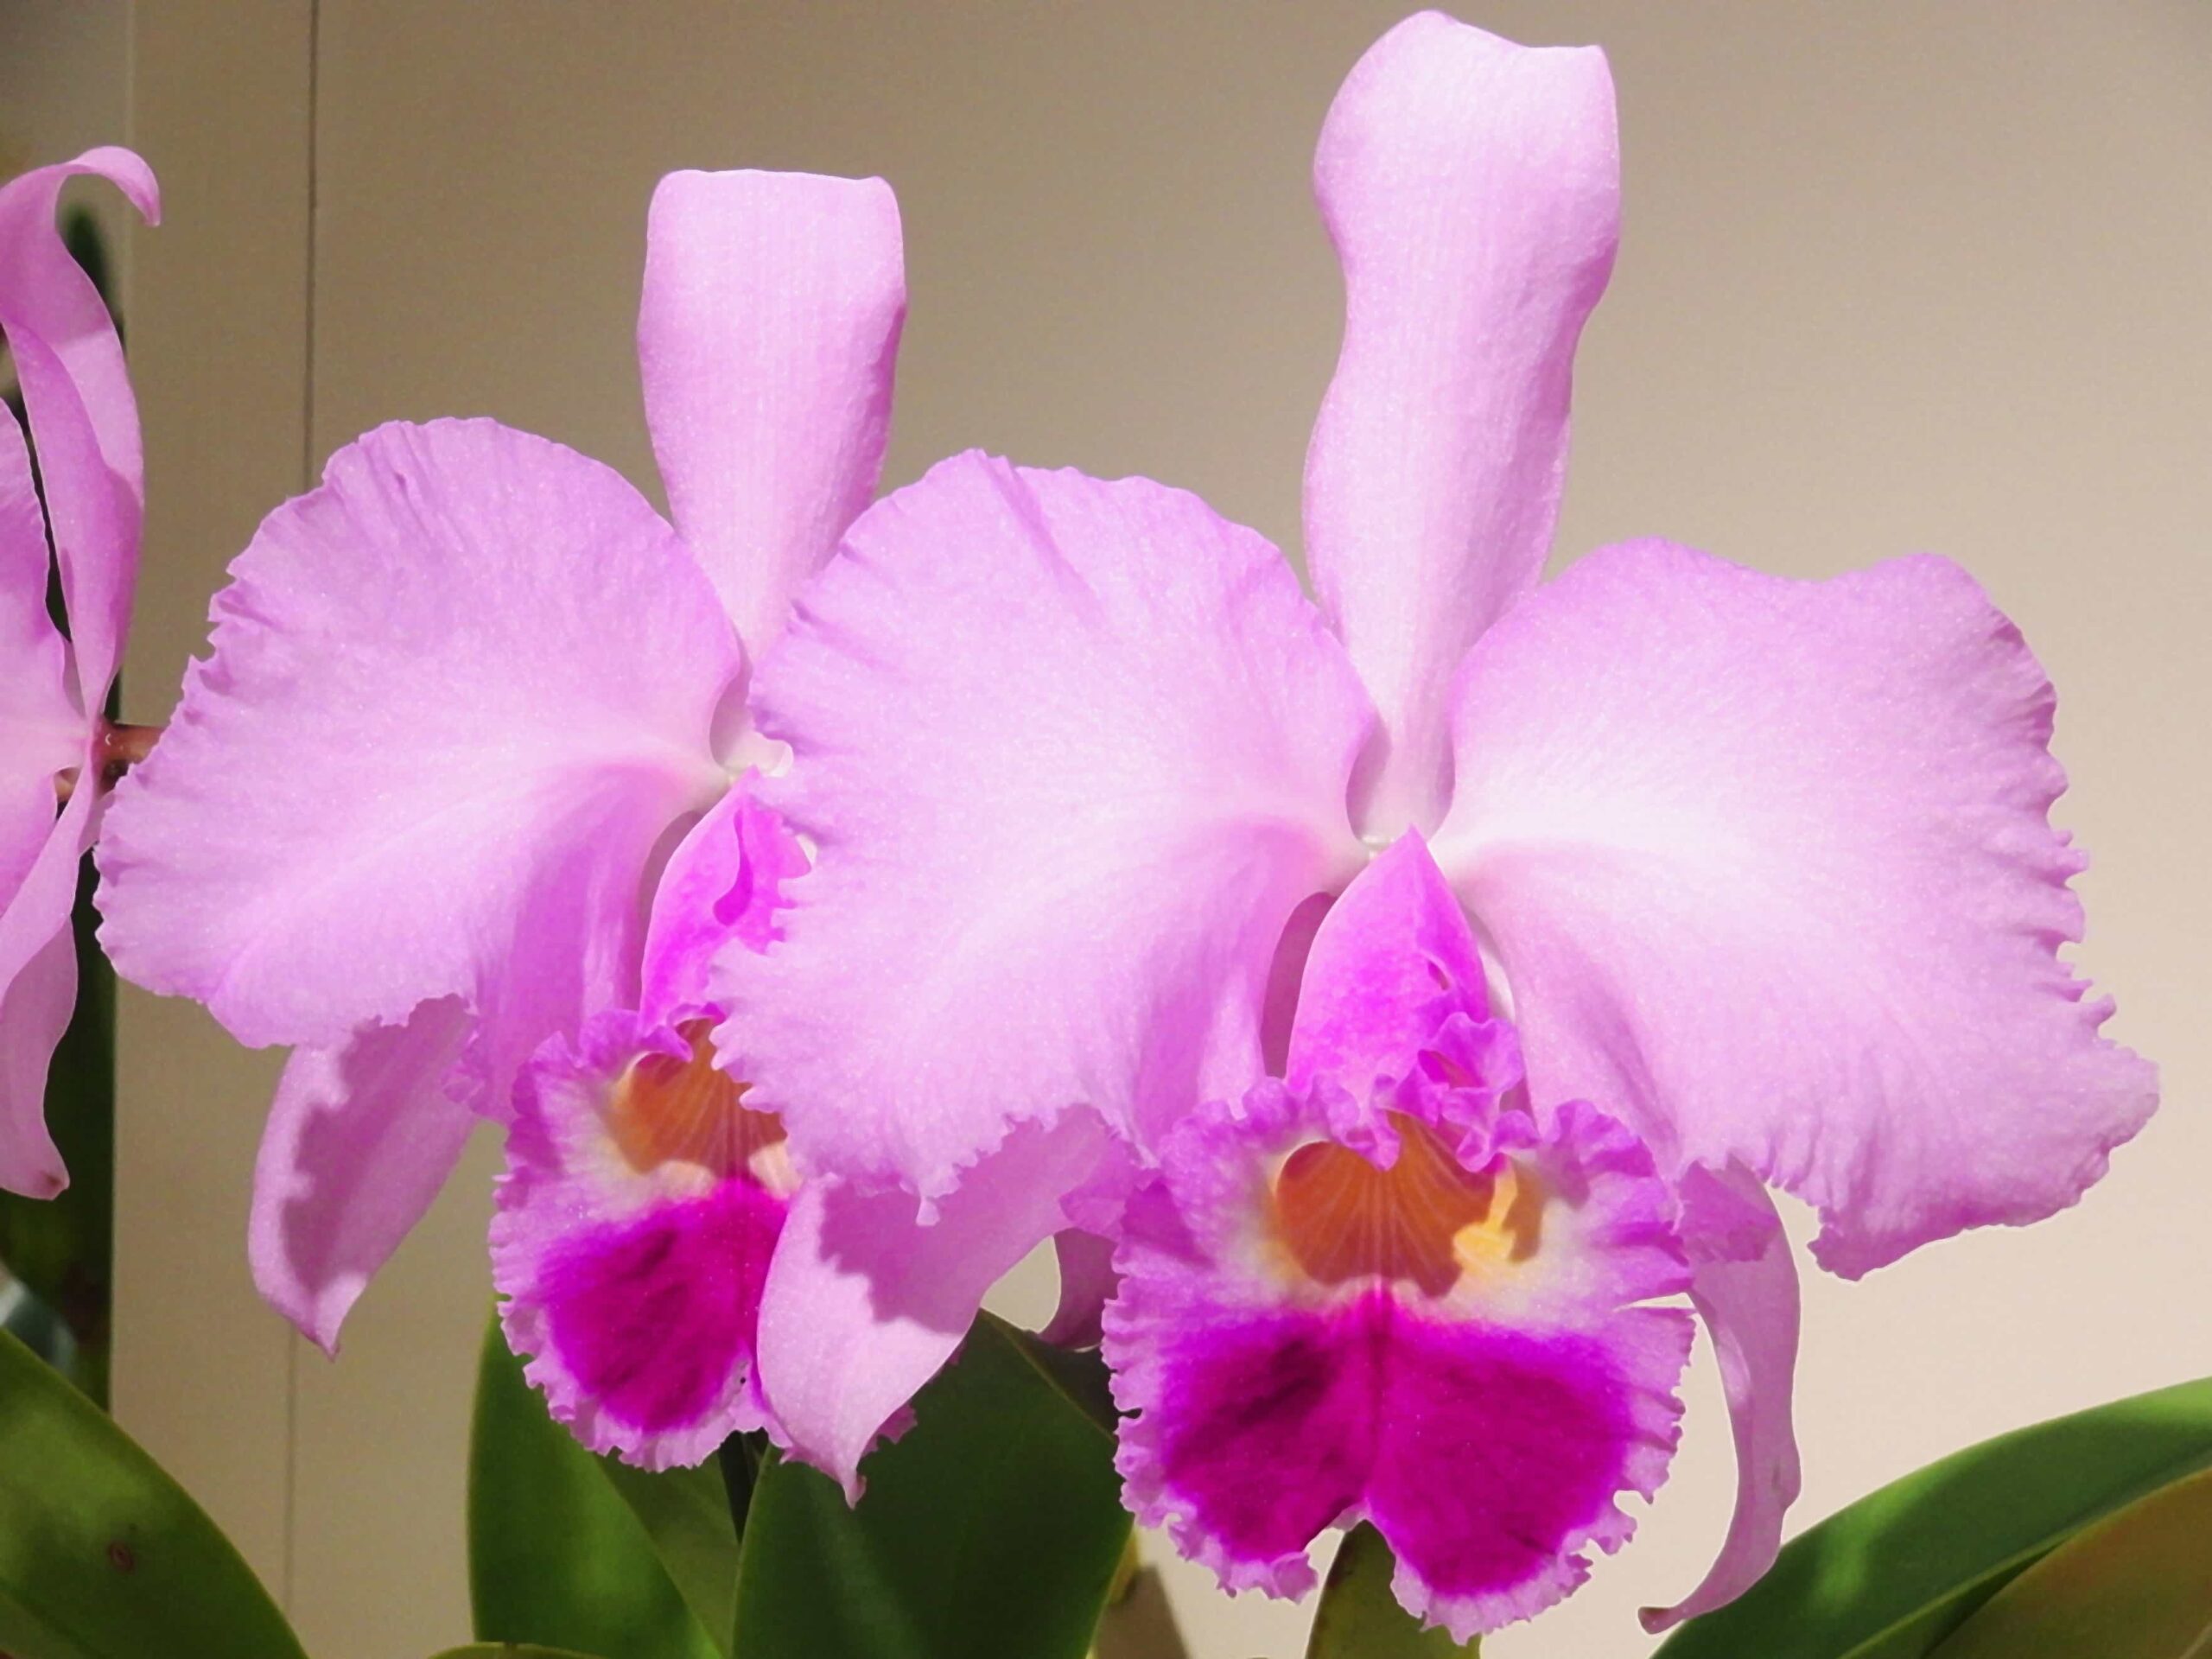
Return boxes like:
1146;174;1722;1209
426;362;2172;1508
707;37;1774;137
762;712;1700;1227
67;146;161;225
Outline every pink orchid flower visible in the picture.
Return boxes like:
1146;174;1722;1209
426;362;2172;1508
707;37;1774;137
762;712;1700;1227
1;149;158;1197
98;162;905;1463
714;12;2156;1634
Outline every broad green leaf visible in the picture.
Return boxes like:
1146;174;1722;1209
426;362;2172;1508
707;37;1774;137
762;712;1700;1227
429;1647;607;1659
0;1326;304;1659
1656;1376;2212;1659
730;1313;1130;1659
596;1449;741;1641
468;1316;721;1659
1928;1465;2212;1659
1305;1523;1474;1657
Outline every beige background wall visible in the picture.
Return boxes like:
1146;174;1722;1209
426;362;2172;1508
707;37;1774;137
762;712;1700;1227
6;3;2209;1655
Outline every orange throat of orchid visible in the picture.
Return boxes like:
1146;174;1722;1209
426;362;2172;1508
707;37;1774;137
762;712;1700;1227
606;1020;794;1193
1271;1113;1543;1298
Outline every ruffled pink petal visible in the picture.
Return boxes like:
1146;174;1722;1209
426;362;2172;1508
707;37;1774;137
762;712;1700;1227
99;419;742;1103
717;451;1375;1198
1433;540;2158;1275
638;774;804;1027
0;148;159;704
1643;1162;1803;1632
249;998;475;1351
754;1109;1119;1497
639;169;904;658
493;1011;787;1468
1303;16;1618;838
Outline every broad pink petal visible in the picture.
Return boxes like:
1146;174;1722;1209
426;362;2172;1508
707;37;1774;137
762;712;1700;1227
638;775;804;1027
99;419;742;1099
639;169;904;658
1303;16;1618;837
718;452;1375;1198
1643;1163;1803;1632
0;148;159;703
755;1110;1117;1497
250;998;474;1351
1433;540;2157;1275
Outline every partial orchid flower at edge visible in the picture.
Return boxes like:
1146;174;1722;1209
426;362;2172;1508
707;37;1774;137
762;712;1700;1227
96;164;905;1473
0;148;158;1198
713;10;2156;1637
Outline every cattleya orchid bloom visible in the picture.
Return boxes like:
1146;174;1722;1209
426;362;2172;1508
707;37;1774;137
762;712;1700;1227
715;11;2156;1636
99;167;904;1467
0;149;158;1196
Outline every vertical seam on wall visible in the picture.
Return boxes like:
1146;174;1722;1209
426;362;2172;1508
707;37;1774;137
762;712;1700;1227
122;1;139;296
283;0;321;1617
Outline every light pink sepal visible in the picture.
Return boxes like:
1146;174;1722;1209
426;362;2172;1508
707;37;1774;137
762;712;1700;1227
1303;15;1618;836
250;999;475;1352
639;169;905;658
1643;1162;1803;1631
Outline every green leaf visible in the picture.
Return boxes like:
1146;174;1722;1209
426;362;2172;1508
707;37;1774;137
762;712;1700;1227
467;1315;721;1659
428;1647;607;1659
0;1325;305;1659
1927;1465;2212;1659
1304;1523;1474;1657
729;1313;1131;1659
1656;1376;2212;1659
597;1451;741;1641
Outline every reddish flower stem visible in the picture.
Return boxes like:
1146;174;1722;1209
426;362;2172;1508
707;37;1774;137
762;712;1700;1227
54;721;163;804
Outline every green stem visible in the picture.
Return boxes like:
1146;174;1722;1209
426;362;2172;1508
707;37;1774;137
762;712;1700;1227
715;1430;770;1535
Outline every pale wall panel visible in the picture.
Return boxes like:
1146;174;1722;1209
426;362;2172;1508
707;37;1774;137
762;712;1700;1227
115;0;315;1605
